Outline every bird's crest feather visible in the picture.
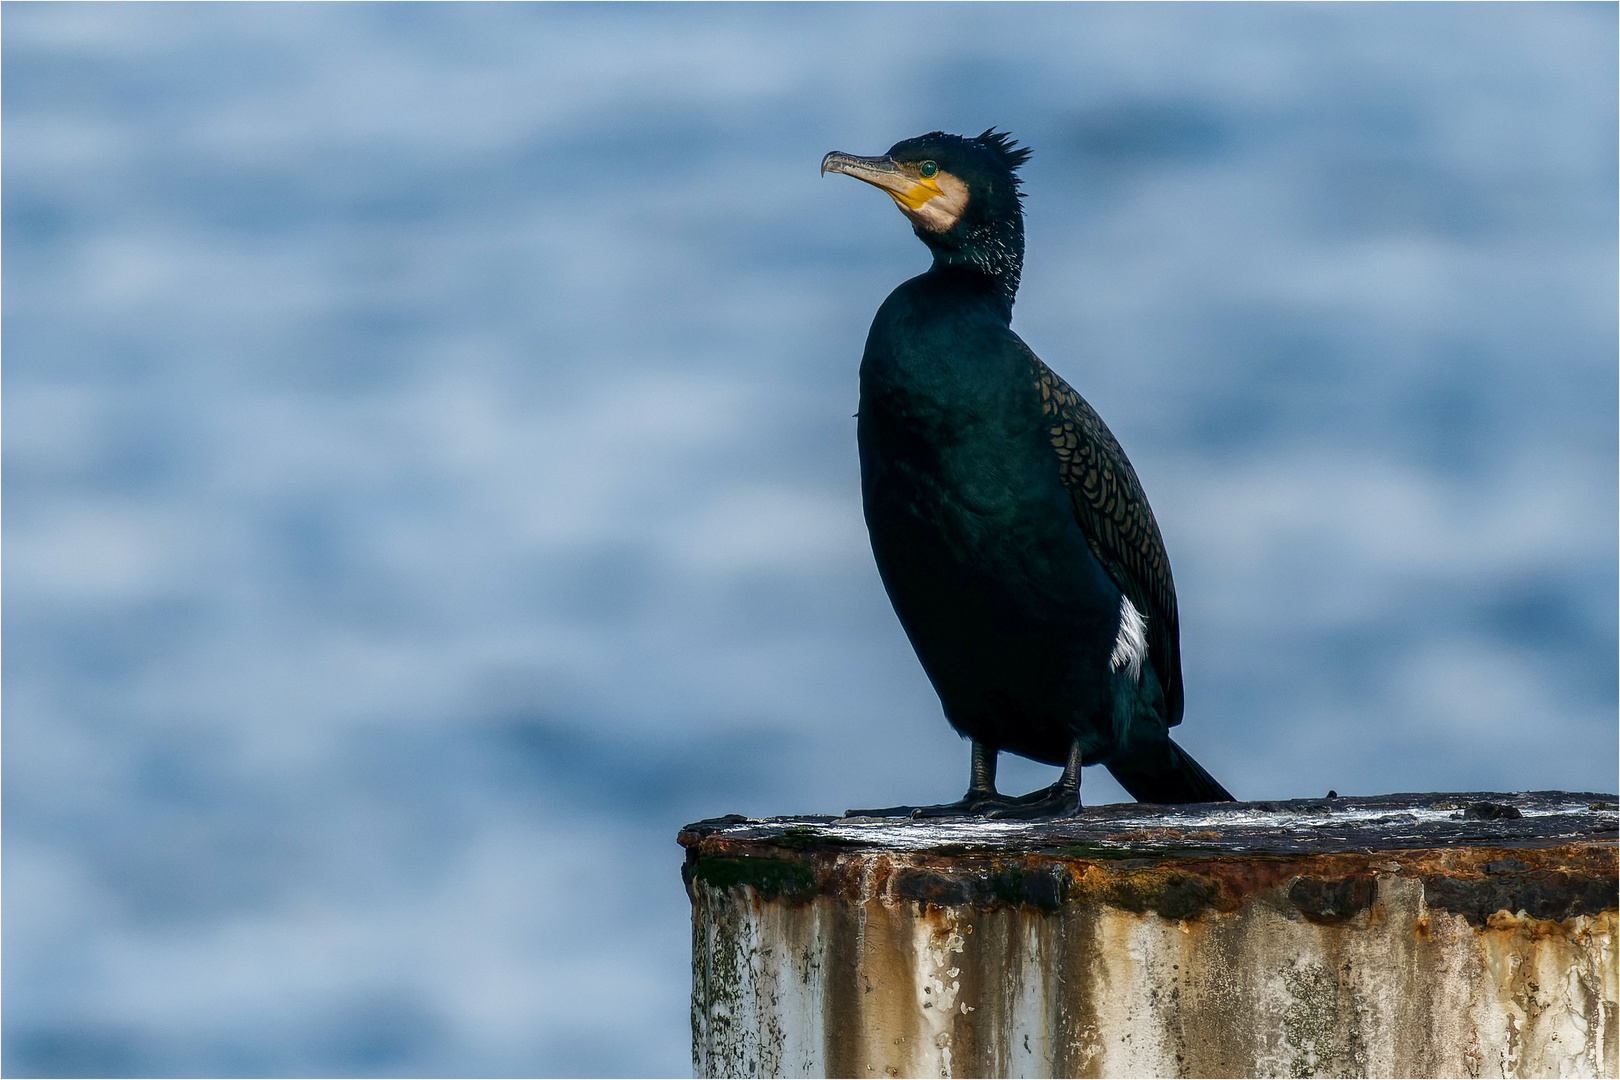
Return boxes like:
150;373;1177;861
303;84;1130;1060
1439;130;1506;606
975;128;1032;172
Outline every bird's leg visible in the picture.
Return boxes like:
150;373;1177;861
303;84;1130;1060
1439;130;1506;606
989;739;1083;819
967;739;999;801
842;744;1017;819
843;742;1013;819
905;742;1019;818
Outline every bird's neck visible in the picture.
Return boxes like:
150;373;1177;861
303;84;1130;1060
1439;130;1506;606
924;216;1024;314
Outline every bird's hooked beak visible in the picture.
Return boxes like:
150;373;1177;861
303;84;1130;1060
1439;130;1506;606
821;151;943;212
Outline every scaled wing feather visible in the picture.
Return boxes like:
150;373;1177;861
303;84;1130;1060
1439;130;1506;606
1028;353;1185;727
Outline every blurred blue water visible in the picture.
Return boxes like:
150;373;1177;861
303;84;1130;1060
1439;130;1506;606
3;3;1615;1076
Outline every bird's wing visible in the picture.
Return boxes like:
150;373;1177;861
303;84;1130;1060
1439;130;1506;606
1030;352;1185;726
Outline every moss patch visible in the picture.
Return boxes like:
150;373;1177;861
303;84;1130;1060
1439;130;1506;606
686;855;817;900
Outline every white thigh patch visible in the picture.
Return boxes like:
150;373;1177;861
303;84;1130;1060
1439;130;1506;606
1109;594;1148;682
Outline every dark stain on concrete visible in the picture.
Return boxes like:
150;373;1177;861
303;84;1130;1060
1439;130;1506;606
890;863;1068;911
1288;875;1377;924
1421;869;1618;927
1107;870;1223;921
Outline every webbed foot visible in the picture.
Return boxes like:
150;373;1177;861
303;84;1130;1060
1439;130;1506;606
908;789;1017;819
841;803;923;819
987;782;1082;819
843;789;1013;820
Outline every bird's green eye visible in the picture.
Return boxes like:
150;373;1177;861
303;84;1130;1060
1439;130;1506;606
919;161;938;178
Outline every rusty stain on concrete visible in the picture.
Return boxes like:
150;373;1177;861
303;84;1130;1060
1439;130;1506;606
684;793;1617;1079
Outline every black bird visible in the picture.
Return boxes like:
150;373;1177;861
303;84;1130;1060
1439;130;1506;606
824;130;1233;815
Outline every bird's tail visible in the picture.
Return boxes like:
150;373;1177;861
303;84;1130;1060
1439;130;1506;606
1105;737;1234;804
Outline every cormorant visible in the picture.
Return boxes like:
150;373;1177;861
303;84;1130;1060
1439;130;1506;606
823;129;1233;816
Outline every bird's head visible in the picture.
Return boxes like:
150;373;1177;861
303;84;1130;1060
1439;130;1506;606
822;128;1031;300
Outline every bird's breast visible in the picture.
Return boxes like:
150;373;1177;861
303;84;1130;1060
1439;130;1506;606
857;359;1091;591
855;275;1116;609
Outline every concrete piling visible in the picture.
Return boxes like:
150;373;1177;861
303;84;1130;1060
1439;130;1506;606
682;792;1617;1079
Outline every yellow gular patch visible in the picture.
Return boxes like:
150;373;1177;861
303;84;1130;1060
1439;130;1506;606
892;171;970;233
886;177;943;211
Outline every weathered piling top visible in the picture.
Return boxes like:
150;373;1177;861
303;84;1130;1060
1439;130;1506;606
680;791;1617;925
685;793;1617;1078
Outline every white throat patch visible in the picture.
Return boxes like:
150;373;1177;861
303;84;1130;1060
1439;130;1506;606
1110;594;1148;682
